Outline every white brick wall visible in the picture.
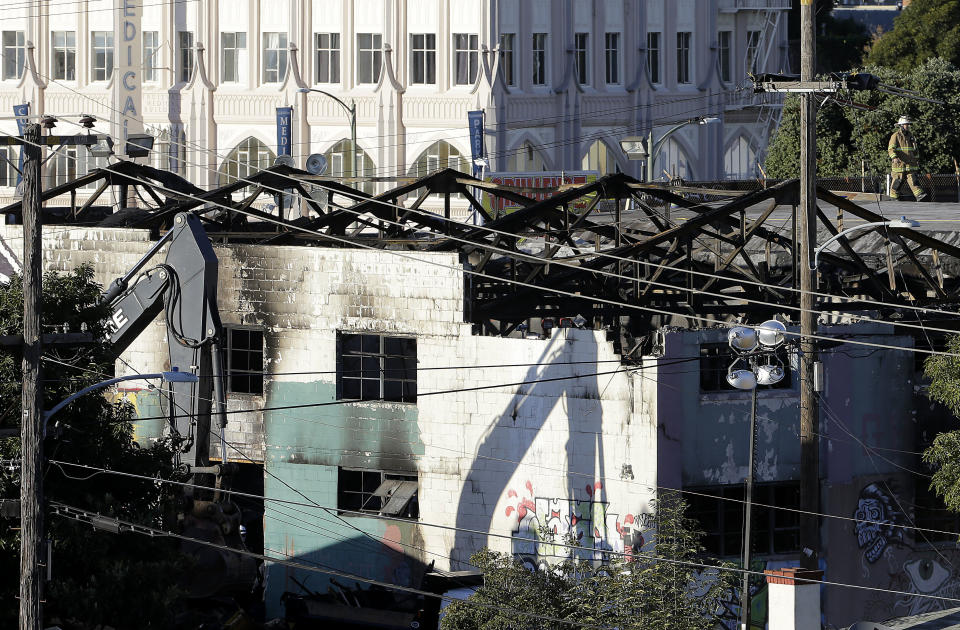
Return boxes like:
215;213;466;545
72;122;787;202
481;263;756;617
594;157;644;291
9;223;657;569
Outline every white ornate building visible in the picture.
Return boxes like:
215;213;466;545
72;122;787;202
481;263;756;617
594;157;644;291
0;0;790;212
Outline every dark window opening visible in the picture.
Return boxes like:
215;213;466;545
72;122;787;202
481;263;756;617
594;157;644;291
337;468;419;519
700;342;792;392
338;333;417;403
686;481;801;557
227;327;264;395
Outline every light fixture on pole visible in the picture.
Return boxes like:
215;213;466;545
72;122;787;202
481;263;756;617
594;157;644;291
725;320;788;630
619;116;721;182
298;87;358;184
811;216;919;270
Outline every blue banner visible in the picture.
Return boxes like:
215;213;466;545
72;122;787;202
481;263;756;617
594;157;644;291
468;110;484;177
276;107;293;156
13;103;29;190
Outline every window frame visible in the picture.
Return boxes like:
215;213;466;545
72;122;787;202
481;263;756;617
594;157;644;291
2;31;25;81
356;33;382;84
646;31;661;84
677;31;692;85
262;32;288;84
604;32;620;85
746;30;761;75
226;326;264;396
532;32;548;86
574;32;589;86
337;332;417;404
409;33;437;85
500;33;515;86
686;481;801;558
314;32;341;84
0;146;17;187
452;33;479;86
51;30;76;81
90;31;114;82
718;30;732;83
178;30;194;83
220;31;247;84
142;31;160;82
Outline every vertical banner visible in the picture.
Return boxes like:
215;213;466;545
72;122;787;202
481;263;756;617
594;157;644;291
468;110;484;177
13;103;29;191
113;0;144;147
276;107;293;156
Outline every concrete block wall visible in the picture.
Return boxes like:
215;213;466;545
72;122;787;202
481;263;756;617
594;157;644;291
6;224;658;614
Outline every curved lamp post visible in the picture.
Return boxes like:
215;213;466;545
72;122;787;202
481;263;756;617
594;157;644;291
811;216;919;270
44;369;198;437
619;116;721;182
297;87;358;184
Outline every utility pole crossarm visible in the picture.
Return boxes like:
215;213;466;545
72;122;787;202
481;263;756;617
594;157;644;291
759;81;839;93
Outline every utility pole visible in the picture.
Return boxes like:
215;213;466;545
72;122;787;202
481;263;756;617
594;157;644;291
798;0;820;571
19;122;44;630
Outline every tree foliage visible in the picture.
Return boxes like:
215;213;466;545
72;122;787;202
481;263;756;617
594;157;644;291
922;335;960;513
867;0;960;73
764;58;960;178
439;493;734;630
0;265;188;629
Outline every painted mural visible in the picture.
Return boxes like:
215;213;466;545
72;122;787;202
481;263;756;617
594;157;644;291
501;479;651;569
847;480;960;623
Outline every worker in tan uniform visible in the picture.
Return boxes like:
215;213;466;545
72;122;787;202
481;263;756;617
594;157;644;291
888;115;928;202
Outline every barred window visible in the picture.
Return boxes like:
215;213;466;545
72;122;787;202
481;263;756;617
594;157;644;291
227;327;264;396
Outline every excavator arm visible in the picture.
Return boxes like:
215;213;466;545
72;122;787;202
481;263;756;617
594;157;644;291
103;212;227;470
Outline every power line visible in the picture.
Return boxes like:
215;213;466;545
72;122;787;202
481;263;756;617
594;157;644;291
47;500;615;630
46;496;960;608
8;124;959;361
10;81;960;330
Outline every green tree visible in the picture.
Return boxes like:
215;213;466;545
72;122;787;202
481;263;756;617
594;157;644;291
0;265;188;629
439;493;734;630
867;0;960;73
764;58;960;179
922;335;960;513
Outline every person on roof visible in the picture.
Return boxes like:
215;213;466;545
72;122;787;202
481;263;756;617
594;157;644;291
888;115;928;202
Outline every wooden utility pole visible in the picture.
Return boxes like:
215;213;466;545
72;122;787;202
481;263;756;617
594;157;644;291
798;0;820;571
19;122;44;629
18;122;44;628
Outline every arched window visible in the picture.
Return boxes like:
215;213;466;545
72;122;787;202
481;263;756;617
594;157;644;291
218;137;275;188
507;141;547;171
581;140;621;175
724;136;758;179
409;141;469;179
653;138;692;181
324;139;376;195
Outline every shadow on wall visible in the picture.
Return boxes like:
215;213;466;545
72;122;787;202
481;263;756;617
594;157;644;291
451;329;614;569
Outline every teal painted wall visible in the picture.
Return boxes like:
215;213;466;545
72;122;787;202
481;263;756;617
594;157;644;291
262;380;425;617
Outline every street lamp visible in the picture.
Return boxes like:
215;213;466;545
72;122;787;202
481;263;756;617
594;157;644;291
811;215;919;270
725;320;787;630
44;368;199;437
298;87;358;185
619;116;721;182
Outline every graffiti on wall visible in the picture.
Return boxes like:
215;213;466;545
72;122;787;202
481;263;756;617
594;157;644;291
502;480;650;568
852;480;960;620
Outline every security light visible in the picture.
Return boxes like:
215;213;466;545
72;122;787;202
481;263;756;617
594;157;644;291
728;326;759;352
619;136;648;161
124;133;154;158
756;320;786;348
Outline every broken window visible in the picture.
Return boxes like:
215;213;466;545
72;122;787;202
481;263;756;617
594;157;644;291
337;468;419;518
686;481;800;557
338;333;416;403
227;327;264;395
